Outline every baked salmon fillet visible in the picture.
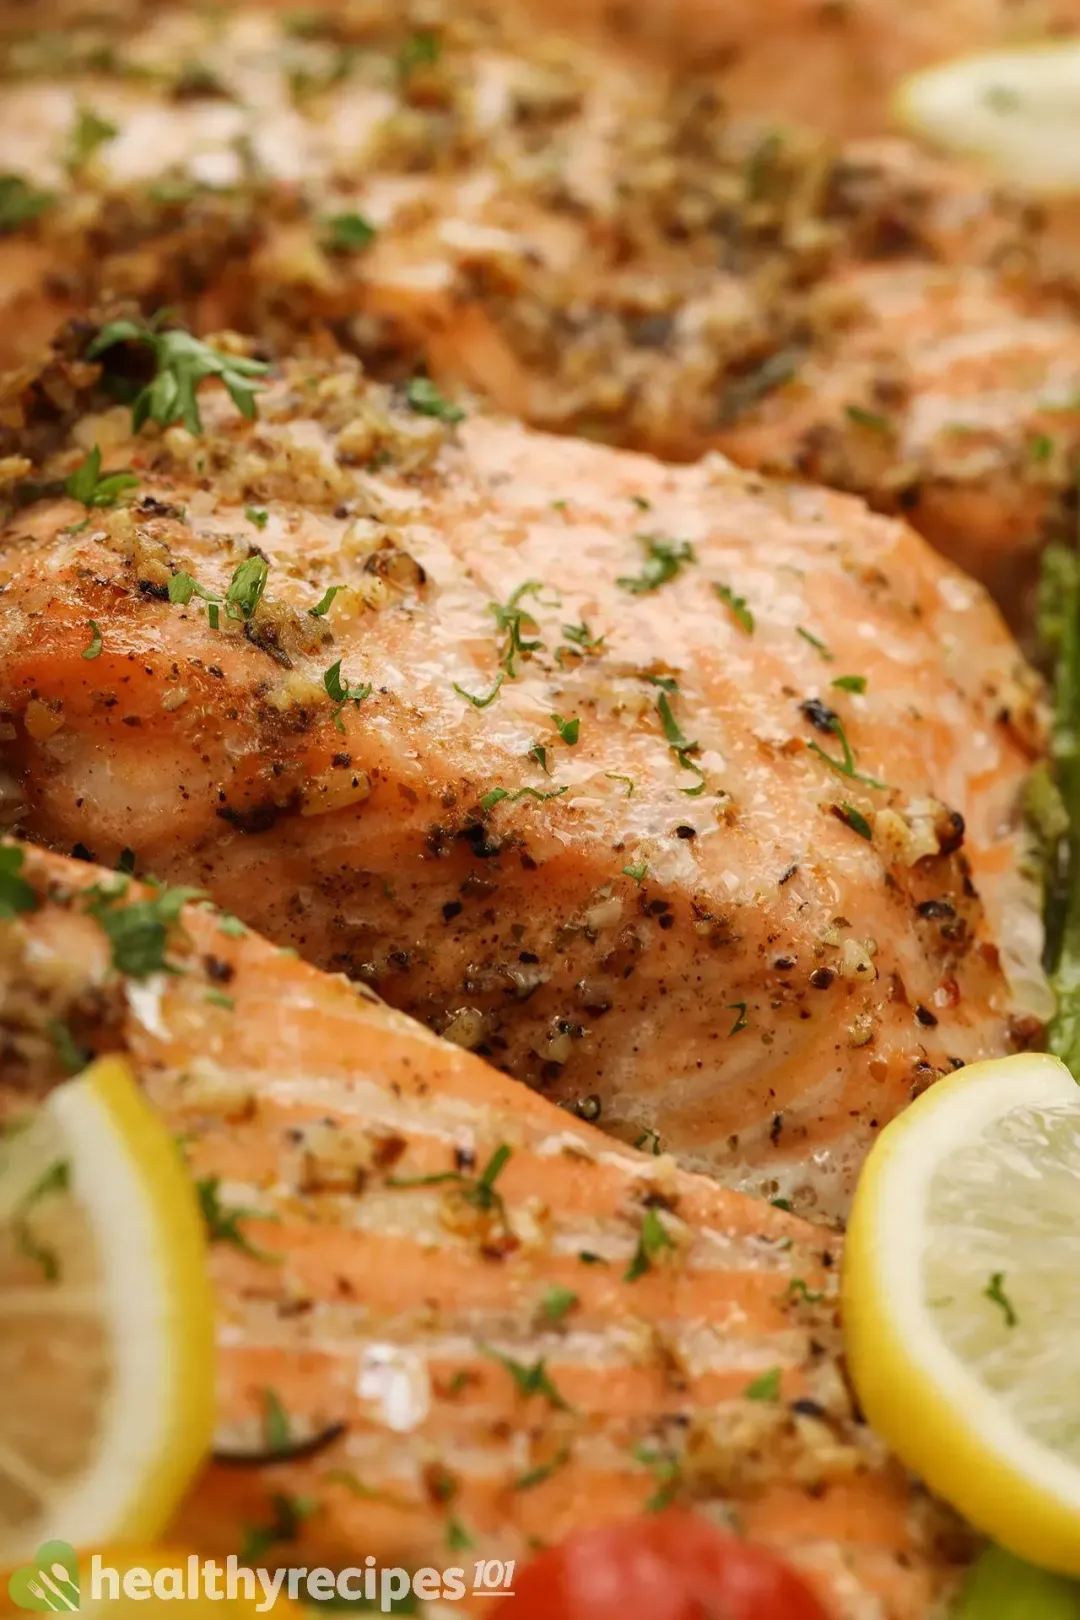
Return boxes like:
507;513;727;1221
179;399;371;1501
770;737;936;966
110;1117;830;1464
0;328;1048;1217
0;840;973;1617
3;3;1080;616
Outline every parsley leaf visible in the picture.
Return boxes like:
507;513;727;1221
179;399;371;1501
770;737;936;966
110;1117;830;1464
834;802;872;840
322;211;377;252
715;582;754;633
541;1285;578;1325
844;403;891;434
0;174;54;232
832;674;867;694
984;1270;1017;1328
454;675;504;709
513;1447;571;1491
625;1206;675;1282
490;581;549;676
605;772;635;796
784;1277;825;1305
796;626;833;660
87;318;269;435
804;712;885;789
635;1127;662;1155
308;585;342;618
262;1387;292;1453
245;506;269;530
655;692;706;795
479;1345;573;1411
617;534;695;594
168;570;218;607
64;445;139;508
225;555;268;621
405;376;464;423
238;1493;314;1566
84;877;203;978
197;1175;279;1262
399;30;441;75
479;785;568;811
12;1160;70;1282
388;1144;512;1227
323;659;372;732
47;1019;89;1075
0;845;39;919
744;1366;781;1401
727;1001;748;1034
82;620;103;660
562;620;604;650
633;1443;680;1513
551;713;579;745
623;859;648;884
68;105;118;169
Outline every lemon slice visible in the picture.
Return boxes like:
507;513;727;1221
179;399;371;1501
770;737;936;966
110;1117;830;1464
843;1052;1080;1575
896;42;1080;192
0;1058;214;1563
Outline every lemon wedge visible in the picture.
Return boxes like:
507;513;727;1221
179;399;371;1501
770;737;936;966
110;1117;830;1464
895;42;1080;192
843;1052;1080;1574
0;1058;214;1563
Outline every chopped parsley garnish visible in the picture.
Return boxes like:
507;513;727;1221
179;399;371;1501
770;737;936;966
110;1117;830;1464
168;570;218;607
770;1197;794;1212
655;691;706;796
562;621;604;649
605;772;634;796
617;534;696;595
238;1493;314;1566
322;211;377;252
262;1387;291;1453
0;173;54;232
47;1019;88;1076
323;660;373;732
715;582;754;634
625;1206;675;1282
796;626;833;660
208;603;220;630
479;1345;573;1411
205;990;235;1010
87;317;268;435
405;376;464;424
83;878;203;979
804;711;885;789
630;494;652;511
784;1277;825;1305
245;506;269;530
454;674;504;709
196;1175;278;1262
528;743;550;773
389;1143;513;1229
68;105;118;169
491;581;550;676
744;1366;781;1401
551;714;580;745
225;555;268;621
541;1286;578;1325
844;404;891;434
623;859;648;884
82;620;103;660
0;845;39;919
632;1443;680;1513
446;1518;472;1552
635;1127;662;1155
399;29;441;75
831;674;867;694
308;585;342;618
13;1160;70;1282
727;1002;748;1035
984;1270;1017;1328
64;445;139;509
1030;433;1055;463
835;802;872;840
479;785;568;811
217;912;247;937
513;1447;571;1491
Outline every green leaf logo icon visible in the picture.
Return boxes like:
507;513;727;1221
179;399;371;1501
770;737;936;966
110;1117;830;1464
7;1542;80;1611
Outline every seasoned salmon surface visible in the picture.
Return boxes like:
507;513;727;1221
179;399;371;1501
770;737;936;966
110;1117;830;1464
4;3;1080;614
0;335;1047;1216
0;841;973;1618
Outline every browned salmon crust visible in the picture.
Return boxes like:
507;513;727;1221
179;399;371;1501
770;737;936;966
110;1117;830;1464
0;840;974;1618
0;331;1048;1220
4;2;1080;619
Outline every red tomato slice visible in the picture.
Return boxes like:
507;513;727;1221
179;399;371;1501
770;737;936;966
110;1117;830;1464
499;1511;832;1620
